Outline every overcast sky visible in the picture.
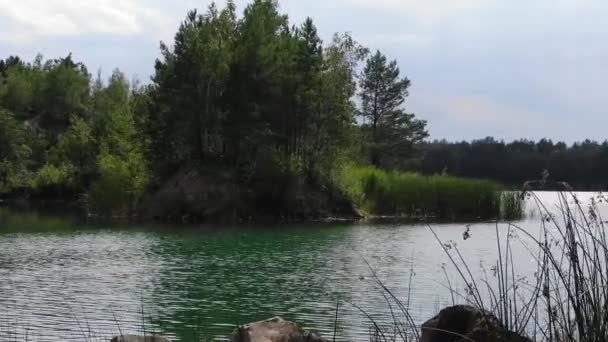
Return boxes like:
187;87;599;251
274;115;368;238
1;0;606;142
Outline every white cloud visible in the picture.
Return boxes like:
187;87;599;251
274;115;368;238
0;0;169;42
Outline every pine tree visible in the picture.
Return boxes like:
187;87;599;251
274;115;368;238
358;50;427;168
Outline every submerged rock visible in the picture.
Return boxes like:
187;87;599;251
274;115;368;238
230;317;328;342
420;305;531;342
110;336;171;342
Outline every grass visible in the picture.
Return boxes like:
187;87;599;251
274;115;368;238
338;165;523;221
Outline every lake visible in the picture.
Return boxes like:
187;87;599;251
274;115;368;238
0;192;605;341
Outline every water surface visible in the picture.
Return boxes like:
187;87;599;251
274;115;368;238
0;192;604;341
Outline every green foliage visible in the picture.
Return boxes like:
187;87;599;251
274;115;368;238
339;165;521;220
0;108;32;191
0;53;90;135
89;148;150;216
49;116;96;186
416;138;608;190
89;107;150;216
358;50;428;168
0;3;541;221
151;1;365;186
0;65;35;116
151;2;237;174
92;69;130;115
41;54;91;124
0;53;152;215
30;163;75;190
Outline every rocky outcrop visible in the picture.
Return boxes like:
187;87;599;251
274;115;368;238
142;165;361;224
420;305;532;342
142;165;241;223
110;335;171;342
230;317;327;342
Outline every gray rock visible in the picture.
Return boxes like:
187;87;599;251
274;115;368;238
110;335;171;342
420;305;531;342
231;317;328;342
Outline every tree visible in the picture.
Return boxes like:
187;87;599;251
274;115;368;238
302;32;367;179
41;54;91;127
150;2;237;176
92;69;130;116
46;116;97;189
0;108;31;189
358;50;427;168
222;0;290;162
89;106;150;215
0;64;34;117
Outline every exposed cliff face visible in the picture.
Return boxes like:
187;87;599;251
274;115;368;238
142;165;361;224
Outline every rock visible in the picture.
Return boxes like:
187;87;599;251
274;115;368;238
110;336;171;342
141;165;241;223
230;317;328;342
142;164;361;224
420;305;531;342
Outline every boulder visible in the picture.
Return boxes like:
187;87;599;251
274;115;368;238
420;305;531;342
230;317;328;342
110;335;171;342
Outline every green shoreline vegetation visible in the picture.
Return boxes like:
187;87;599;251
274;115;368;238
0;0;526;222
338;165;522;220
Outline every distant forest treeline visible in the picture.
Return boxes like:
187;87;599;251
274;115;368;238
416;138;608;189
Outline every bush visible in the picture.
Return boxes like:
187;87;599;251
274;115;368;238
30;163;75;191
89;150;150;216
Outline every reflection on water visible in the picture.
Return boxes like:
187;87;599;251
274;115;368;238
0;192;605;341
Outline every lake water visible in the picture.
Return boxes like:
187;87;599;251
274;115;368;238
0;192;605;341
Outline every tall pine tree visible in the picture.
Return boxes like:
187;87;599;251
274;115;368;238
358;50;427;168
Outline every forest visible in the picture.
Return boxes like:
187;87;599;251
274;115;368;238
415;138;608;189
0;0;602;220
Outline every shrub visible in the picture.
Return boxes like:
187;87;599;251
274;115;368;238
89;150;150;216
30;163;75;191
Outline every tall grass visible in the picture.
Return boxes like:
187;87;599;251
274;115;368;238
520;191;608;342
361;190;608;342
338;166;522;220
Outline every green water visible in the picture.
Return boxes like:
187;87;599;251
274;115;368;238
0;194;577;341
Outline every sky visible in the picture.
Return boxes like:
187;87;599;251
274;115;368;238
1;0;607;143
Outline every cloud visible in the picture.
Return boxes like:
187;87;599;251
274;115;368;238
412;94;557;141
342;0;489;16
0;0;169;43
357;33;432;47
0;0;606;142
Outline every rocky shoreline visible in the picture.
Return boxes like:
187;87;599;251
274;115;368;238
110;305;531;342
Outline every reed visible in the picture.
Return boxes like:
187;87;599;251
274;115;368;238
362;190;608;342
338;165;522;220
